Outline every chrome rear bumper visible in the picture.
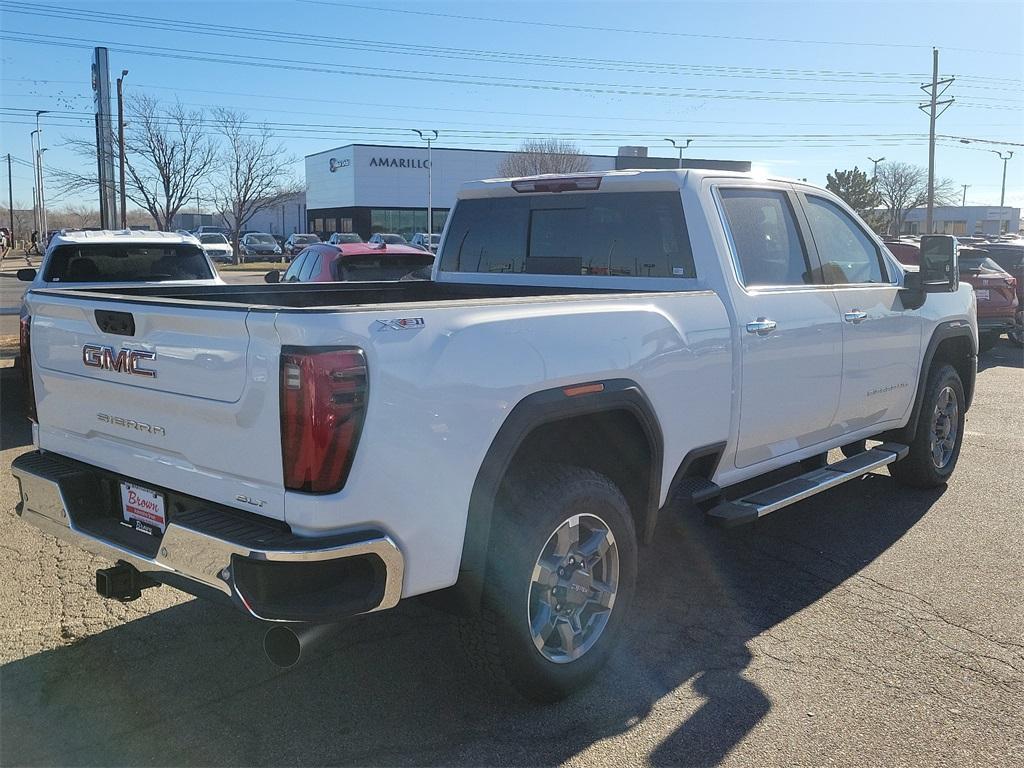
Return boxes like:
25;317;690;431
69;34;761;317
12;451;404;622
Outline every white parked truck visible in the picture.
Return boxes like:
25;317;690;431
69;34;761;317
13;170;976;701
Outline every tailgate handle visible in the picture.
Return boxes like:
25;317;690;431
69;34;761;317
95;310;136;336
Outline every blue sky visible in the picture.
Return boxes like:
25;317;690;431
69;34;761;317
1;0;1021;212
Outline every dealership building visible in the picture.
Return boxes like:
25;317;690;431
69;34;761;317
900;205;1020;236
304;144;750;240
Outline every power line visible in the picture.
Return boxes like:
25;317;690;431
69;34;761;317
8;30;1012;109
302;0;1024;57
3;2;945;85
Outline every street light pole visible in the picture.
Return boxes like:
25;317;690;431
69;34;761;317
34;110;49;235
29;129;39;233
117;69;128;229
413;129;438;238
993;151;1013;207
37;147;48;238
961;184;969;207
867;156;885;182
665;138;692;169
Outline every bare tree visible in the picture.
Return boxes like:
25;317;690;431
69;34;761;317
498;139;592;177
211;109;299;262
57;94;217;231
875;161;957;236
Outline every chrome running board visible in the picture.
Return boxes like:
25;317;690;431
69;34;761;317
707;442;909;527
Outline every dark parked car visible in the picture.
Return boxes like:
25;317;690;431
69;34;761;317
284;233;320;257
368;233;409;246
265;242;434;284
239;232;283;262
327;232;364;245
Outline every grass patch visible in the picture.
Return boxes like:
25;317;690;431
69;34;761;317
216;261;287;272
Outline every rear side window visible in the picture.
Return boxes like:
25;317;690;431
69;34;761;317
438;191;695;278
718;189;811;287
283;249;310;281
43;244;213;283
299;251;322;281
803;195;888;284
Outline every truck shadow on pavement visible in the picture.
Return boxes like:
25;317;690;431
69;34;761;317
976;339;1023;371
0;469;942;767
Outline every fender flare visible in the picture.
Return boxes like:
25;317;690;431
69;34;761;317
441;379;663;613
904;321;977;438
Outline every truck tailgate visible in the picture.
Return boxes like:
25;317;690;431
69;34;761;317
26;292;286;520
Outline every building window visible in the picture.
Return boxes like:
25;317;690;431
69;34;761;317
312;218;323;233
324;218;336;234
902;221;919;235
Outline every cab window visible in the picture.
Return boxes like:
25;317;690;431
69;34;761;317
718;189;811;287
803;195;888;284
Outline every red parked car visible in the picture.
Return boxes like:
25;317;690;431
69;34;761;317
885;240;1020;351
958;248;1019;351
267;242;435;284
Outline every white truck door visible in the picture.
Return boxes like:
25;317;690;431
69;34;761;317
715;185;844;469
797;192;921;428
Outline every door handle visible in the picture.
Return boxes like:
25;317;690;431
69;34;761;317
843;310;868;324
745;318;777;335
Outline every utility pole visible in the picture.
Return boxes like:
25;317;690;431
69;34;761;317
665;138;693;169
961;184;970;207
918;48;954;235
117;69;128;229
993;151;1013;207
5;152;12;243
413;129;438;238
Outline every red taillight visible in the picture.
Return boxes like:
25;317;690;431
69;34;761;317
19;314;37;424
280;347;367;494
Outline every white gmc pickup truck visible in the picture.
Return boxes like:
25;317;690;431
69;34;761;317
13;169;976;701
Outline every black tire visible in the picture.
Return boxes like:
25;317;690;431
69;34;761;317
977;333;997;353
459;464;638;702
1009;313;1024;348
890;363;965;489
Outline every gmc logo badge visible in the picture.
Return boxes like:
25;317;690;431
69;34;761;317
82;344;157;378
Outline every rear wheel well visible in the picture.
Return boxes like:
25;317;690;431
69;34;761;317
502;410;655;544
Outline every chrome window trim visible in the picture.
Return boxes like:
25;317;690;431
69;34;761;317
710;183;829;297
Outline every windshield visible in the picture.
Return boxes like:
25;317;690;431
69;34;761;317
199;234;228;244
43;243;214;282
430;235;440;244
382;234;405;244
294;235;319;244
250;234;276;244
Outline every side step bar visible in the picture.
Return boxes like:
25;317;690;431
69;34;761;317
706;442;909;527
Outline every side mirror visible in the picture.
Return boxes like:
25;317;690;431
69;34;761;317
16;268;36;282
264;269;280;284
919;235;959;293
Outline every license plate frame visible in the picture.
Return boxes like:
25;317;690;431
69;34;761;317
975;288;990;300
119;481;166;536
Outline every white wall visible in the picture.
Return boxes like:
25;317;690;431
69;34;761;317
305;145;617;210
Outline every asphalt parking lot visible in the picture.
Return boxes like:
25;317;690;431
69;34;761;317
1;340;1021;767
